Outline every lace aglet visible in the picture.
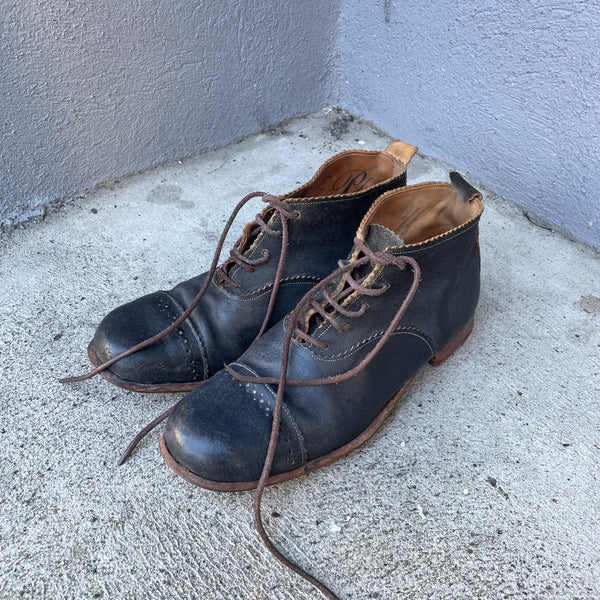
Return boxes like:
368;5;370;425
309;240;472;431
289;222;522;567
59;372;93;384
117;444;136;466
117;431;147;466
116;405;174;467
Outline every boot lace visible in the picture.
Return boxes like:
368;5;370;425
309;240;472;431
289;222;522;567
112;234;420;600
223;237;421;600
60;191;299;385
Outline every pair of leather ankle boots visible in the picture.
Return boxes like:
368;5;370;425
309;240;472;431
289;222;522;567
63;140;484;599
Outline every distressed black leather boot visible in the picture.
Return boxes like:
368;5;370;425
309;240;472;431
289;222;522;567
161;172;484;489
63;141;417;392
149;172;483;600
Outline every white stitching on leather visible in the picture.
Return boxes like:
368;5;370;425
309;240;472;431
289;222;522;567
295;329;434;363
235;279;321;302
238;275;321;298
398;220;479;255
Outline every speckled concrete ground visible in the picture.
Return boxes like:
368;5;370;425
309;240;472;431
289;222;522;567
1;111;599;600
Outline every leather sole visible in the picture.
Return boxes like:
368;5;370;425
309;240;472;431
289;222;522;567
87;343;204;393
159;317;475;492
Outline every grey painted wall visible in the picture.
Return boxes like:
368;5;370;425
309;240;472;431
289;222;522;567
3;0;599;250
338;0;600;250
1;0;339;226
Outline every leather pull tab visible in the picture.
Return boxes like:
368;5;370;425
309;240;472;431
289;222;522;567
450;171;482;203
384;140;418;165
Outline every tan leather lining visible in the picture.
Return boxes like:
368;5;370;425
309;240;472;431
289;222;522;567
235;150;406;267
294;152;401;198
369;183;483;245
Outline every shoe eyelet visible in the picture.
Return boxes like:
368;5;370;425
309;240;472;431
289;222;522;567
292;210;301;220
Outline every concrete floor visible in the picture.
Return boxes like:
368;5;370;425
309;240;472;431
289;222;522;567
1;111;599;600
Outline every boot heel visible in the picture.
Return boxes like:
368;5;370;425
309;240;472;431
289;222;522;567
429;317;474;366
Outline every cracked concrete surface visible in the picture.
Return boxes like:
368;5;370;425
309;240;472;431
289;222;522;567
1;112;599;600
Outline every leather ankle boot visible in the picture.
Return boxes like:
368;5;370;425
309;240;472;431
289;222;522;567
62;141;418;392
157;172;484;600
161;171;484;488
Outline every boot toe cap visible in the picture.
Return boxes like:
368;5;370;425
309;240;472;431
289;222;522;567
91;291;207;386
162;370;305;484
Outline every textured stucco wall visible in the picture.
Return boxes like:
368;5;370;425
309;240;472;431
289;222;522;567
4;0;600;250
338;1;600;249
0;0;339;226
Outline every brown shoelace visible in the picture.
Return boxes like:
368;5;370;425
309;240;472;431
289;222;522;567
119;238;420;597
223;237;421;600
74;208;419;597
60;191;299;386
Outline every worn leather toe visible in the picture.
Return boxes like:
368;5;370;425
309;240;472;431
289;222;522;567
91;291;207;386
163;369;306;483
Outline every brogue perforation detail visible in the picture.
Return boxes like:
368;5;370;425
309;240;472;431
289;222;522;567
160;292;209;380
231;362;308;464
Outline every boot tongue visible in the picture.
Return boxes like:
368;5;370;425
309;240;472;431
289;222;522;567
346;223;403;287
364;223;404;252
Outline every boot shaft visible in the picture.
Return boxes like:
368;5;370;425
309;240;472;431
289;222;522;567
353;172;484;353
227;146;413;291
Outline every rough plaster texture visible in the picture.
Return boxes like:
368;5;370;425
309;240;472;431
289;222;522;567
0;0;339;227
3;0;599;251
1;114;599;600
338;0;600;250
